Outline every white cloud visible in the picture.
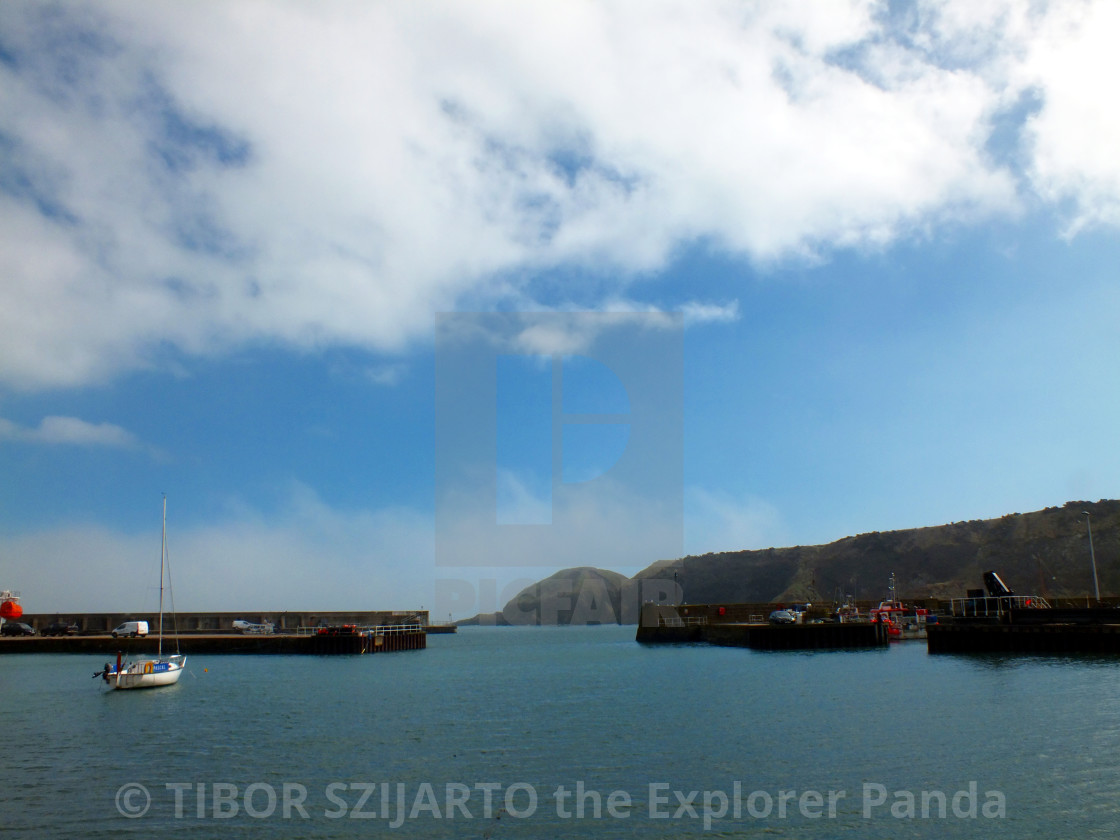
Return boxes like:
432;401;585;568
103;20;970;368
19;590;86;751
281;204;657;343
0;0;1115;389
363;363;408;387
510;309;681;357
680;300;741;325
685;488;790;555
437;472;683;570
0;485;435;613
497;300;736;357
0;481;670;617
0;415;145;449
495;469;553;526
1017;1;1120;233
437;302;726;361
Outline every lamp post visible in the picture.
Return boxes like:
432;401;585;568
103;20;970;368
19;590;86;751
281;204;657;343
1082;511;1100;603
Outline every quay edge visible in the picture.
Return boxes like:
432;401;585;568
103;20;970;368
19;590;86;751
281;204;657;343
636;604;890;650
927;571;1120;654
1;608;433;655
0;627;428;655
9;609;428;635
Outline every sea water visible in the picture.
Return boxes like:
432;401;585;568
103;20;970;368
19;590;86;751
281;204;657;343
2;625;1119;838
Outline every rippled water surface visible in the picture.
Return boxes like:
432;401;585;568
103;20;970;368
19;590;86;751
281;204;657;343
2;626;1120;837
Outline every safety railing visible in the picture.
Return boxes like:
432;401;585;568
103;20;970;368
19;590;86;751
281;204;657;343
950;595;1050;618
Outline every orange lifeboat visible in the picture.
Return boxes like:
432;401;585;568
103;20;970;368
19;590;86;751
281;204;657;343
0;600;22;620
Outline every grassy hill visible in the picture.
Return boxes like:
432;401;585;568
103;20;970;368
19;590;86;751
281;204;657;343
460;499;1119;624
636;499;1119;604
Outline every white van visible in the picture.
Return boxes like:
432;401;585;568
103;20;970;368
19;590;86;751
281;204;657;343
111;621;149;638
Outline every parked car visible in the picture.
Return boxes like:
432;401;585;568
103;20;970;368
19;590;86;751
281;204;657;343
768;609;797;625
41;621;80;636
1;621;36;636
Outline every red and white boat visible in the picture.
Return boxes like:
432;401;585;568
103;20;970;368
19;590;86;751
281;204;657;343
869;576;930;640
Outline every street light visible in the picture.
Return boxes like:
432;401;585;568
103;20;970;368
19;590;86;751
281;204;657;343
1082;511;1101;603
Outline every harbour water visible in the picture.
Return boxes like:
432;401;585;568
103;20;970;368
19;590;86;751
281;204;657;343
3;625;1120;837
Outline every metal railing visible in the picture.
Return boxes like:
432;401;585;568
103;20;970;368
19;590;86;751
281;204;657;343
950;595;1050;618
294;622;425;636
659;615;708;628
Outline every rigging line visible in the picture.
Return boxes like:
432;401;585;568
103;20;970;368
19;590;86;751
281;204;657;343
164;516;181;656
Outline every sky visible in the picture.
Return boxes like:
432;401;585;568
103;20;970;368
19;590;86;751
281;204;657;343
2;0;1119;617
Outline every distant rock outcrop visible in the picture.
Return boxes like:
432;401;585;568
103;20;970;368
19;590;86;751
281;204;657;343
459;566;631;626
458;500;1119;624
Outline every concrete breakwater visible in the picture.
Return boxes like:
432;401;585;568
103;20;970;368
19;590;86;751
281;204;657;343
12;609;428;635
928;620;1120;654
705;621;890;650
0;626;427;655
636;604;890;650
1;609;432;655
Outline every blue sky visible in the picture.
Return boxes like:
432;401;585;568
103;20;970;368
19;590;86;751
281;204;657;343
2;1;1119;616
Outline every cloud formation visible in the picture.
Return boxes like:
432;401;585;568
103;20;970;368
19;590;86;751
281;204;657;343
0;484;436;612
0;481;664;615
0;415;143;449
684;487;790;557
1;0;1118;389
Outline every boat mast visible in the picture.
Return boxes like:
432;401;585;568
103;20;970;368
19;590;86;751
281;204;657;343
159;494;166;659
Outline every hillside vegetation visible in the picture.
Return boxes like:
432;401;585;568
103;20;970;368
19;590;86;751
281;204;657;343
462;500;1118;624
638;500;1119;604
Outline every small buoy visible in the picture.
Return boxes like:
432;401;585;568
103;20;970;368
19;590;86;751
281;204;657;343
203;668;208;673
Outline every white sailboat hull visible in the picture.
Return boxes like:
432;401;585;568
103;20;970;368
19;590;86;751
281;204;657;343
108;655;186;690
95;497;186;691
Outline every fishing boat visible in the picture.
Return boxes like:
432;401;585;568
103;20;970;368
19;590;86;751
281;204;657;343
96;497;186;689
868;574;929;640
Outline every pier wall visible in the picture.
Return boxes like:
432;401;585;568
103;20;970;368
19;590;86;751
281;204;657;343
13;610;428;634
636;603;889;650
706;621;889;650
928;623;1120;654
0;627;428;655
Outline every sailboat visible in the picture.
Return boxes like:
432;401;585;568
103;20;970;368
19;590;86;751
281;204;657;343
97;496;186;689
